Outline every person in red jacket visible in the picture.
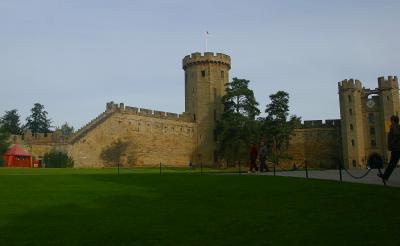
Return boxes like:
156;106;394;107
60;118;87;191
378;115;400;181
249;143;258;172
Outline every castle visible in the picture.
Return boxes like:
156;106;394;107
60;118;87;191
10;52;399;169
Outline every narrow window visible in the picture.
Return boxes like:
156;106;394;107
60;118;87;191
193;114;196;121
213;88;217;100
350;124;353;131
351;139;355;146
370;127;375;136
352;160;357;167
348;95;352;102
349;108;352;115
221;71;224;78
201;70;206;77
368;113;374;124
371;139;377;147
387;96;390;101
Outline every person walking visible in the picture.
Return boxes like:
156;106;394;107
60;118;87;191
378;115;400;181
249;143;258;173
259;141;268;172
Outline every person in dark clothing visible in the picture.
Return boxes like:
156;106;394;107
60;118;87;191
249;144;258;172
378;115;400;181
259;141;268;172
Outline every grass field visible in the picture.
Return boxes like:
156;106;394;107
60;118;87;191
0;168;399;246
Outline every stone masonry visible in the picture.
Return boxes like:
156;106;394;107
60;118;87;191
8;52;399;169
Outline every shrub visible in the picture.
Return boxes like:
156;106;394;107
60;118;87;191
43;151;74;168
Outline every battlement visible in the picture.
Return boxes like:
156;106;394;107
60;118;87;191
105;102;192;122
182;52;231;70
301;119;341;128
338;79;362;91
11;129;69;145
378;76;398;89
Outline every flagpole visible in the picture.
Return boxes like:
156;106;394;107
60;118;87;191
205;31;208;52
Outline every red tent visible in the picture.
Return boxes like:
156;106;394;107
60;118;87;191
3;145;33;168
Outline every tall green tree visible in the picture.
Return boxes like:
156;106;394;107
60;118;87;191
25;103;52;133
0;127;11;166
57;122;75;137
216;77;260;165
261;91;301;162
0;109;23;135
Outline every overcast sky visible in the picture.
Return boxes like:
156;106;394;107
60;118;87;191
0;0;399;129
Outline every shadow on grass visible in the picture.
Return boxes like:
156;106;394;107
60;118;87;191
0;175;400;246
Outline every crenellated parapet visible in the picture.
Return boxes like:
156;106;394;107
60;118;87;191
300;119;341;129
378;76;398;90
182;52;231;69
338;79;362;92
105;101;192;122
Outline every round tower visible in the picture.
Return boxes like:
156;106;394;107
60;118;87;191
182;52;231;164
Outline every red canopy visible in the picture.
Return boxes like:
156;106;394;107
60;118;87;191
5;145;32;157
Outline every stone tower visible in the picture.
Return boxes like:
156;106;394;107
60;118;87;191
338;79;366;168
182;52;231;164
339;76;399;168
378;76;400;159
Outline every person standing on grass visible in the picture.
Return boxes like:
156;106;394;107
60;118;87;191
259;141;268;172
249;143;258;172
378;115;400;181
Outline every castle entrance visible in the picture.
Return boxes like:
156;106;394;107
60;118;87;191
367;153;383;169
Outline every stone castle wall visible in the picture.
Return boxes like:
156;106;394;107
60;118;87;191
69;102;196;167
285;120;342;169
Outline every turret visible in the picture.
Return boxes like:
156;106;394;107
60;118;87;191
182;52;231;164
338;79;366;168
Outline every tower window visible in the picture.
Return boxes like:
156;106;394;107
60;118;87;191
213;88;217;100
351;139;355;146
370;127;375;136
352;160;356;167
348;95;352;102
350;124;353;131
193;114;196;121
201;70;206;77
221;71;224;78
368;113;374;124
349;108;352;115
371;139;377;147
387;96;390;101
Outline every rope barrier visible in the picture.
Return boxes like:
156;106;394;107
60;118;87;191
343;168;372;179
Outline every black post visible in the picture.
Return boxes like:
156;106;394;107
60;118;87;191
159;162;162;175
238;160;241;175
305;159;308;179
118;162;120;176
273;162;276;176
201;161;203;175
339;162;343;183
378;168;386;186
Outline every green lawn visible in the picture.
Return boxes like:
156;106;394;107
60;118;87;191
0;168;399;246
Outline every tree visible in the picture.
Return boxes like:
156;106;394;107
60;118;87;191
0;109;23;135
57;122;75;137
261;91;301;163
25;103;52;133
215;77;260;165
0;127;11;166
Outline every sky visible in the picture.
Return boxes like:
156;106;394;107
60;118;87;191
0;0;399;130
